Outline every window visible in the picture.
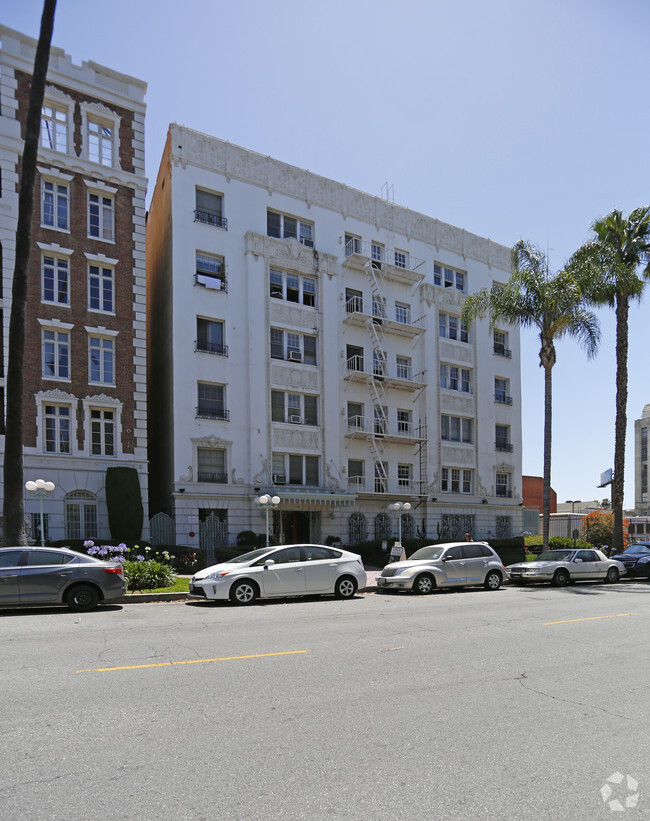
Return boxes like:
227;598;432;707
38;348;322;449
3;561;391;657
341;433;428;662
495;424;512;451
269;269;316;307
197;383;228;420
90;408;115;456
41;104;68;152
496;472;511;497
373;350;387;377
433;263;466;292
396;355;412;381
197;448;227;483
195;188;226;228
272;454;319;486
42;329;70;380
267;210;313;247
397;410;412;436
30;513;49;544
395;302;411;324
495;377;511;404
496;516;512;538
374;462;388;493
88;264;115;313
44;404;71;453
348;512;367;542
88;119;113;166
439;312;469;343
346;344;364;372
440;364;472;393
344;233;362;256
441;415;473;444
494;330;511;357
345;288;363;313
196;318;226;355
270;329;317;365
89;335;115;385
347;402;364;430
372;295;387;319
394;249;408;269
65;491;97;540
441;468;473;494
371;242;384;269
271;391;319;425
88;192;114;241
397;463;412;491
42;254;69;306
41;179;69;230
374;511;391;538
348;460;365;490
196;252;226;291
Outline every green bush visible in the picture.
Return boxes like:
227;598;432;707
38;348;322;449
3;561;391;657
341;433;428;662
549;536;591;549
123;560;176;591
154;544;204;574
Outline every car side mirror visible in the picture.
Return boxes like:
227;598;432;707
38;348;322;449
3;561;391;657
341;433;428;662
264;559;275;568
442;555;453;561
574;558;583;563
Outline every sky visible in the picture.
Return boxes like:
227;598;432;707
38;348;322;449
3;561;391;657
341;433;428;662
3;0;649;509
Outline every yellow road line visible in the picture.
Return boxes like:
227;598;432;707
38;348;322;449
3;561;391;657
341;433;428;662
75;649;311;674
543;613;636;626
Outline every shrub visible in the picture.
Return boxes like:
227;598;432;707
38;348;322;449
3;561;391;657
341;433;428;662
105;466;144;542
236;530;257;546
549;537;591;549
154;544;203;574
123;560;176;591
488;537;526;566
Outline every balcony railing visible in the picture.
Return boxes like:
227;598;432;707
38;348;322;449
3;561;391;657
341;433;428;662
494;393;513;405
195;341;228;356
194;209;228;229
195;272;228;292
346;357;424;385
196;407;230;421
347;416;423;439
197;472;228;484
495;441;514;452
493;345;512;358
343;238;425;276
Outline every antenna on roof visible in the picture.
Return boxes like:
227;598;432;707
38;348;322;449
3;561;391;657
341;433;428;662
381;182;394;203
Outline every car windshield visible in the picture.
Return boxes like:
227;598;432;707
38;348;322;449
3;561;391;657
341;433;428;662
408;546;444;561
226;548;276;564
625;545;650;555
536;550;575;562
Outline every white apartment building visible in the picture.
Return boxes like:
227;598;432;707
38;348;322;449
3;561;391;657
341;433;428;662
146;125;522;557
0;27;148;543
634;403;649;515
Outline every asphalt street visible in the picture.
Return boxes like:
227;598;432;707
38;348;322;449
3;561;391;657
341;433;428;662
1;580;649;821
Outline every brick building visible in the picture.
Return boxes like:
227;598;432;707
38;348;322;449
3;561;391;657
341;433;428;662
0;26;148;542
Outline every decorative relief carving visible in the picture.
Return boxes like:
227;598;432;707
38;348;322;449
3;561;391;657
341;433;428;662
324;461;340;489
438;341;474;364
270;302;320;332
440;393;475;415
179;466;193;482
273;428;320;449
252;456;269;485
37;388;76;400
191;435;232;448
440;446;475;466
231;468;245;486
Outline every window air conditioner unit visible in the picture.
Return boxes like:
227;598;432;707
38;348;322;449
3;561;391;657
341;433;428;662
273;473;287;484
300;238;314;248
289;415;302;424
288;350;302;362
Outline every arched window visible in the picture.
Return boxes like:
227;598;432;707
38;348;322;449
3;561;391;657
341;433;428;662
374;512;391;541
65;490;98;540
348;512;367;544
401;513;415;540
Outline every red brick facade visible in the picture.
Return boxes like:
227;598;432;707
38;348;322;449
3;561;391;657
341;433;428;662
522;475;557;513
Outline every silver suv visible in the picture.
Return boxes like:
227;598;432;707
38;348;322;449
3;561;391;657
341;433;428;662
377;542;505;594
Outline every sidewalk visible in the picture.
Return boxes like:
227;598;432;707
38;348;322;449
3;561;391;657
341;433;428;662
117;569;382;604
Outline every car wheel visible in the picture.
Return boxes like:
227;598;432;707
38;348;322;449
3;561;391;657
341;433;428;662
65;584;100;612
413;573;435;595
484;571;502;591
334;576;358;599
552;569;570;587
605;566;619;583
229;580;258;605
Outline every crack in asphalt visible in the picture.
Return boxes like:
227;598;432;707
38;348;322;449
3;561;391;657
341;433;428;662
514;672;632;720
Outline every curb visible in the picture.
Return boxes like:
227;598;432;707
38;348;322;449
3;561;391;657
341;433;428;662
117;583;380;604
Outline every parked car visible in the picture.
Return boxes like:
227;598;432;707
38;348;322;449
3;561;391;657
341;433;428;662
507;549;625;586
189;544;367;605
0;546;126;611
609;542;650;578
376;542;505;594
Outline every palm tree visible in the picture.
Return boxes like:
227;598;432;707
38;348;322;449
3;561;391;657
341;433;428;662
567;207;650;554
3;0;57;545
462;240;600;549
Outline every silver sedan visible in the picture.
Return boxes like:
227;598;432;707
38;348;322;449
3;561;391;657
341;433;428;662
507;548;625;586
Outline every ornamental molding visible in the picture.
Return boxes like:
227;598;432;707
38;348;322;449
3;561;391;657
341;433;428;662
35;388;76;400
271;364;319;390
191;435;232;449
270;301;320;332
244;231;337;277
273;428;320;449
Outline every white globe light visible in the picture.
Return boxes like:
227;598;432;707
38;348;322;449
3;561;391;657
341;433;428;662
259;494;270;504
253;496;261;505
403;502;412;511
271;496;280;505
34;479;46;490
388;503;396;511
25;481;37;492
44;482;55;492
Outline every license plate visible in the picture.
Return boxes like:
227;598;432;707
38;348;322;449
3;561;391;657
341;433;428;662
377;578;386;586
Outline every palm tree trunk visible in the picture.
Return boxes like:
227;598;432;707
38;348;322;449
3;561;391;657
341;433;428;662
3;0;57;546
542;364;553;549
612;291;629;554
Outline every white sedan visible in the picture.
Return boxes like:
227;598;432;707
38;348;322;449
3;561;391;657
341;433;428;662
189;544;367;605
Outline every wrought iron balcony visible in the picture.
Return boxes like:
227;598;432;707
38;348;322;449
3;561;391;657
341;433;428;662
195;340;228;356
494;393;513;405
196;407;230;421
495;441;514;452
493;345;512;358
197;472;228;484
496;488;513;497
194;209;228;229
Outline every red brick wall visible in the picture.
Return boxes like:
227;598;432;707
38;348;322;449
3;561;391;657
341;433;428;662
522;475;557;513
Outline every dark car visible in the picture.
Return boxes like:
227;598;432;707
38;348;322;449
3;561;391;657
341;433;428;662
609;543;650;578
0;546;126;611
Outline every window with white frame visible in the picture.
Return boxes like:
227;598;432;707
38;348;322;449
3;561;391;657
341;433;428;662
441;467;473;494
195;188;226;228
41;104;68;152
396;355;412;381
197;382;228;420
495;377;511;404
496;516;512;538
65;491;97;540
89;408;115;456
272;453;319;486
88;262;115;313
88;119;114;166
374;405;388;435
348;460;365;490
395;302;411;324
397;463;412;491
197;448;227;483
196;318;226;355
42;328;70;380
495;424;511;451
269;268;316;306
87;191;114;241
196;252;226;290
372;295;387;319
88;334;115;386
271;391;318;425
344;233;362;256
346;344;364;372
441;415;473;444
493;329;511;357
44;404;71;453
371;241;384;268
42;252;70;306
267;210;314;247
440;364;472;393
496;472;511;497
434;263;466;293
397;409;412;436
347;401;364;430
373;349;387;377
41;178;69;231
439;312;469;343
374;461;389;493
270;328;317;365
394;249;408;269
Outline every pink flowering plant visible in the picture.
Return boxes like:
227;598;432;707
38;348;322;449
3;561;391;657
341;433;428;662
84;541;176;590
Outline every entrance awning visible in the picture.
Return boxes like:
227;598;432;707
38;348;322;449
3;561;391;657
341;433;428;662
261;491;358;508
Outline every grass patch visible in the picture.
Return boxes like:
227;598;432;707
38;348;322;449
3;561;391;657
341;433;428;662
126;577;190;594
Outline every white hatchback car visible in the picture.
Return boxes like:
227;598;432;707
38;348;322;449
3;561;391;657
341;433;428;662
189;544;367;605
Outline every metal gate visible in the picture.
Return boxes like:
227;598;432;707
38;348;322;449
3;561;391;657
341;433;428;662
149;512;175;547
199;513;228;562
